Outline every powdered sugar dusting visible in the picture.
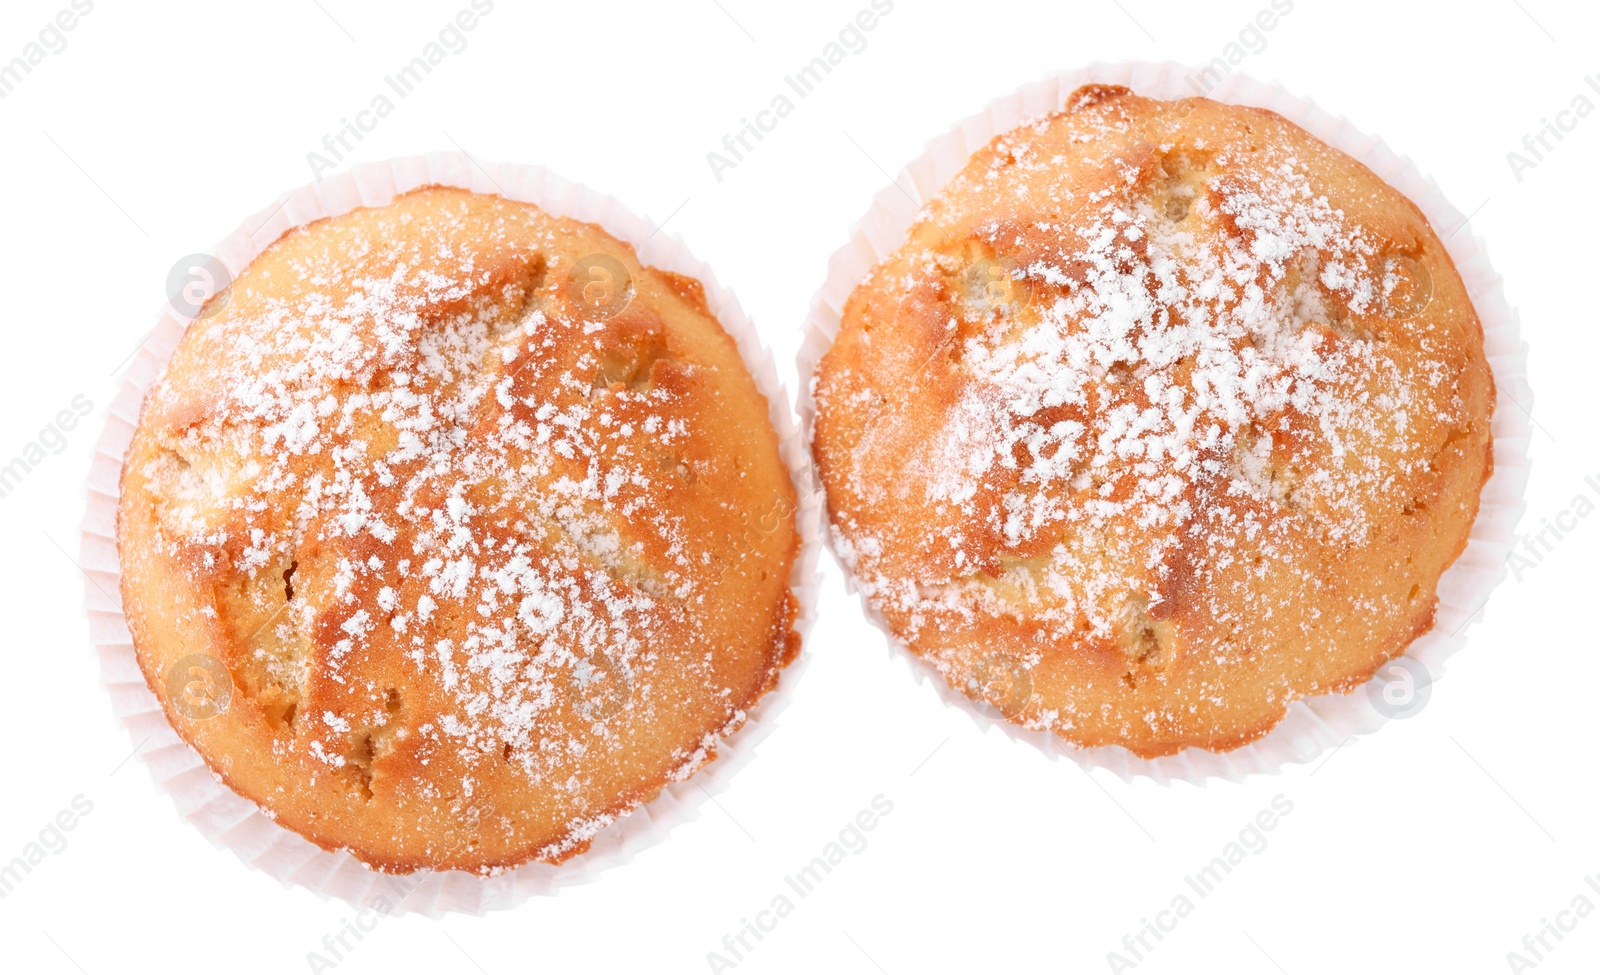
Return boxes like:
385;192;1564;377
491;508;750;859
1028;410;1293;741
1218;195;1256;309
813;89;1490;753
125;188;798;867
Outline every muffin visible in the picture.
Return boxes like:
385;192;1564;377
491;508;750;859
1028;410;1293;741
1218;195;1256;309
119;186;800;872
811;85;1495;758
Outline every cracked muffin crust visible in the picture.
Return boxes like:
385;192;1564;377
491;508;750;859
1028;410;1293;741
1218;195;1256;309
811;85;1494;757
119;186;800;872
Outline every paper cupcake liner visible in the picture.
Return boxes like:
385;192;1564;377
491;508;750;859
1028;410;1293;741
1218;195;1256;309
79;153;824;914
797;60;1532;784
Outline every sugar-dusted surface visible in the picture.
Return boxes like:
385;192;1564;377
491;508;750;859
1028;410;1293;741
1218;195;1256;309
116;186;801;874
811;85;1495;758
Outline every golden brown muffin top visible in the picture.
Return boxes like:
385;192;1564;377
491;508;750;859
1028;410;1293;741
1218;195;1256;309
120;187;799;871
812;86;1493;756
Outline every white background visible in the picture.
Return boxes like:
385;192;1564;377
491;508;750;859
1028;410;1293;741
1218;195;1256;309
1;0;1595;972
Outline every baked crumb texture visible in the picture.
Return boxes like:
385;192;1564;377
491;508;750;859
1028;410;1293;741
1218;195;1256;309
118;187;800;873
812;86;1494;758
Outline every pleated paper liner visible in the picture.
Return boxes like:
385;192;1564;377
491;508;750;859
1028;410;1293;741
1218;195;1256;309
796;61;1532;783
80;154;823;914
